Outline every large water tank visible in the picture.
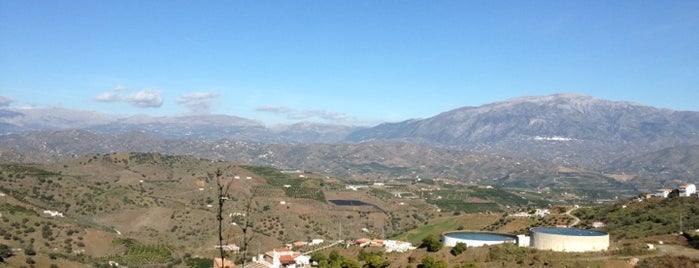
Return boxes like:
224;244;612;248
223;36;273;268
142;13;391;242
530;227;609;252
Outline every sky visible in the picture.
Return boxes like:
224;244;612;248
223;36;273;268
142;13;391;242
1;1;698;126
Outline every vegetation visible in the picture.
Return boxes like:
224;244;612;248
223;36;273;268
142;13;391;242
420;255;447;268
419;234;442;252
111;239;174;266
2;152;699;267
637;255;696;268
243;165;326;202
427;199;500;213
312;250;360;268
574;196;699;239
357;249;389;268
450;242;467;256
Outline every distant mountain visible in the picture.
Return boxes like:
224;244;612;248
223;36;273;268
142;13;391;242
2;93;699;172
345;93;699;167
0;107;115;133
0;108;357;142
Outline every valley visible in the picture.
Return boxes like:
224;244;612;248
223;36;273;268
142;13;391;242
0;94;698;267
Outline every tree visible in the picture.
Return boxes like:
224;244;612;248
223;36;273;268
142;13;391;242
328;250;341;263
214;168;259;268
358;250;388;268
668;189;680;198
450;242;467;256
24;247;36;256
214;169;232;268
311;252;327;263
420;256;447;268
0;244;11;258
420;234;442;252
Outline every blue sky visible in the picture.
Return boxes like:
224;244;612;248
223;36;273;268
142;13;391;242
1;1;698;125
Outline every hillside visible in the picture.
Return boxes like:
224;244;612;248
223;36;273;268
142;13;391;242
574;195;699;240
604;145;699;187
346;93;699;167
0;134;647;196
1;153;515;266
1;152;697;267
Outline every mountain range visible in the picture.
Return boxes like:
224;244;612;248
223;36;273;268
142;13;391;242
1;93;698;188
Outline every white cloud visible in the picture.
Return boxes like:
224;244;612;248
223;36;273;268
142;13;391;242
126;89;164;108
95;86;164;108
0;95;14;107
95;91;122;102
176;91;220;114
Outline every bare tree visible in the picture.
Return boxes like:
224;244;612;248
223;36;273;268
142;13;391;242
214;168;258;268
215;169;232;267
239;186;259;268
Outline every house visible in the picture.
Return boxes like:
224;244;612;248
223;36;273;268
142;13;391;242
353;238;371;247
346;185;369;191
534;209;550;217
656;189;673;198
213;257;234;268
262;248;308;268
292;241;307;248
294;255;311;266
309;239;324;246
679;183;696;197
592;221;605;228
383;240;414;253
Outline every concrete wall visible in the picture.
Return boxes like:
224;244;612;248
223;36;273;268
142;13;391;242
530;231;609;252
441;232;516;247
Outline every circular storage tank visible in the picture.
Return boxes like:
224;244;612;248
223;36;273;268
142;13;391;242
530;227;609;252
442;231;517;247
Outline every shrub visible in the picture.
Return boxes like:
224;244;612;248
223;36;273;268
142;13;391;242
420;234;442;252
450;242;467;256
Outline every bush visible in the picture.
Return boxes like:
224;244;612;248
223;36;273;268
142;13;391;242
420;255;447;268
420;234;442;252
24;247;36;256
450;242;467;256
0;244;11;258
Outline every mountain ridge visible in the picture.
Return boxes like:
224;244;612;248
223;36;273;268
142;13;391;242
2;93;699;169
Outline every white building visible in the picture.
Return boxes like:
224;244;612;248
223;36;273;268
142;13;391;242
679;183;696;197
656;189;672;198
383;240;414;253
260;248;309;268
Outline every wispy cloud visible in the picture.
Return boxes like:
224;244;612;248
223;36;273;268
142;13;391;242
176;91;220;114
126;89;163;108
95;91;122;102
95;87;163;108
0;95;14;107
256;105;353;124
